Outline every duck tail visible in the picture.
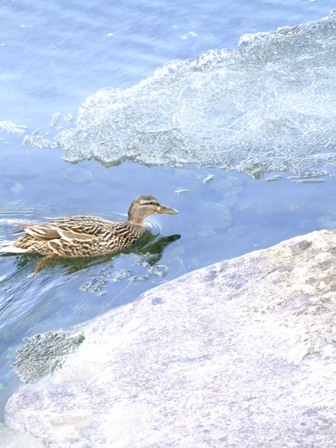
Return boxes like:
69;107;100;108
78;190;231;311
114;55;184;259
0;243;28;254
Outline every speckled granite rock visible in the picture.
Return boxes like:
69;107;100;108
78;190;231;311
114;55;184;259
5;230;336;447
0;424;43;448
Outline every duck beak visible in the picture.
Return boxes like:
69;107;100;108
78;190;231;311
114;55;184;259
157;204;178;215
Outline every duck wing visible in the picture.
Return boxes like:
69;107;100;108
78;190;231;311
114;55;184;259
12;221;37;234
15;216;112;242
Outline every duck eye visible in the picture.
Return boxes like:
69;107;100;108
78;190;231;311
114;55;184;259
142;201;158;206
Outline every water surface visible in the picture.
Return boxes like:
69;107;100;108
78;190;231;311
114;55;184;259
1;0;336;433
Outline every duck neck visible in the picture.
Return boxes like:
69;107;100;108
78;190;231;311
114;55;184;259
127;213;146;226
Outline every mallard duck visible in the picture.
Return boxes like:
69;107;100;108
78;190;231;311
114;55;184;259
0;195;178;269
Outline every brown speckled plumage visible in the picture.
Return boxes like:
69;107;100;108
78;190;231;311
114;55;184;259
0;195;178;258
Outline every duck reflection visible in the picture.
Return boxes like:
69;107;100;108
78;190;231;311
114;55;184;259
13;231;181;274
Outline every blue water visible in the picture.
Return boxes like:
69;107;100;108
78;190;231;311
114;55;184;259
1;0;336;428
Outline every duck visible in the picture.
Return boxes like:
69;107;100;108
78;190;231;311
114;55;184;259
0;195;178;270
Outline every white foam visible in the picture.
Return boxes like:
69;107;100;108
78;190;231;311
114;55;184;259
55;11;336;178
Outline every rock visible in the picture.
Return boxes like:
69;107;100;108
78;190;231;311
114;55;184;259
0;424;43;448
5;230;336;447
